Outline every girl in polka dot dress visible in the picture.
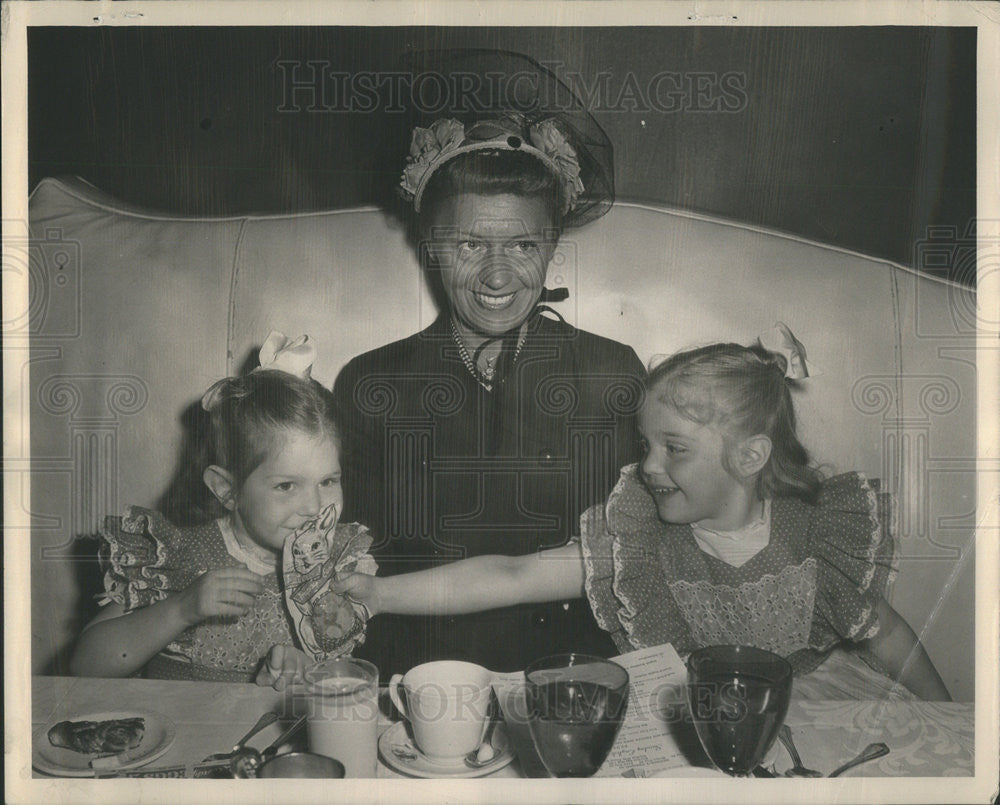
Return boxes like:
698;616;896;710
71;333;372;684
337;336;951;700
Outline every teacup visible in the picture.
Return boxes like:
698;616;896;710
388;660;494;763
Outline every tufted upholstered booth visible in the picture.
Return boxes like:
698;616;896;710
25;176;976;699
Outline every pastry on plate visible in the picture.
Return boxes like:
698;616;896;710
48;717;145;755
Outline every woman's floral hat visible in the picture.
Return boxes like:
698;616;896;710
394;49;615;227
400;112;587;217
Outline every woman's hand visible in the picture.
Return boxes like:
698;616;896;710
256;644;310;690
332;572;381;617
178;567;264;626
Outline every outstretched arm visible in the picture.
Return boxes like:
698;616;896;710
334;543;586;617
864;597;952;701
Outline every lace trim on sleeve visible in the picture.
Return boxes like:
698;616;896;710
833;472;899;598
810;472;899;644
99;506;171;612
604;469;681;651
611;534;654;650
841;473;898;641
579;508;623;637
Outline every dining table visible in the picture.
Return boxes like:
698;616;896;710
31;673;974;780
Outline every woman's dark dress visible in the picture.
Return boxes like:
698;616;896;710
333;313;644;675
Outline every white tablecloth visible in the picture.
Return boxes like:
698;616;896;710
31;675;524;779
32;675;972;779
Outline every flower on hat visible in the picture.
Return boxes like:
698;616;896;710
529;119;585;212
400;118;466;200
399;114;586;214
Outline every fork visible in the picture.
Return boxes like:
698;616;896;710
828;742;890;777
201;711;279;763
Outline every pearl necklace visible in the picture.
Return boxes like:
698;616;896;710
450;318;527;391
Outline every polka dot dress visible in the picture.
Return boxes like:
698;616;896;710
100;506;296;682
580;465;897;675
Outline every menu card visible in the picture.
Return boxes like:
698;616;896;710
493;643;698;778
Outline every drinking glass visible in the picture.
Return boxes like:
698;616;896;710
524;653;630;778
303;657;379;778
686;645;792;777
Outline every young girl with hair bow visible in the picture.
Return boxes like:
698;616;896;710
71;332;372;685
337;327;951;700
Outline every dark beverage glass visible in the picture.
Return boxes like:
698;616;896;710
686;645;793;777
524;653;629;778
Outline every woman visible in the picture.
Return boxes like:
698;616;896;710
333;55;645;675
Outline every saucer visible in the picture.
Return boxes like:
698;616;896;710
378;721;514;778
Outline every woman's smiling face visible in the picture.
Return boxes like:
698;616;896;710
424;192;559;338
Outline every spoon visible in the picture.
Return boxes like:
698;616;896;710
778;725;822;777
201;711;279;762
391;745;420;762
828;742;890;778
464;694;500;769
231;714;308;778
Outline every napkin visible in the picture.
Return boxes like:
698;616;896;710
281;504;377;661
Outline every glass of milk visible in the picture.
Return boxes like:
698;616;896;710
303;657;380;778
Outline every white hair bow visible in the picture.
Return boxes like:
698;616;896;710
255;330;315;378
644;322;819;380
201;331;316;411
759;321;818;380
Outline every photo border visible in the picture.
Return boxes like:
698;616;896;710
3;2;997;803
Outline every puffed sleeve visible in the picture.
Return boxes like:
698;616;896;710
98;506;191;613
579;502;631;652
807;472;898;651
580;464;694;654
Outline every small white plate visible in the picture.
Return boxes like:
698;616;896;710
379;721;515;778
33;710;177;777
